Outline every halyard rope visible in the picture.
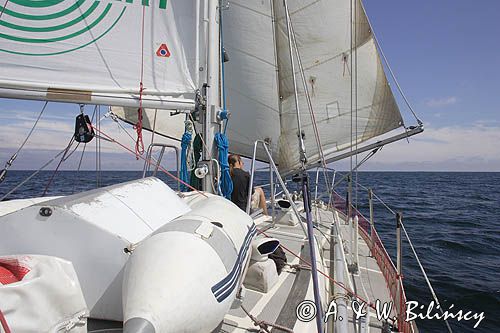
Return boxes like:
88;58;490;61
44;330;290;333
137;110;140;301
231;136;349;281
134;5;147;158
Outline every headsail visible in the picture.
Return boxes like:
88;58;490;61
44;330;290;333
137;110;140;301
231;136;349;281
272;0;403;174
0;0;196;109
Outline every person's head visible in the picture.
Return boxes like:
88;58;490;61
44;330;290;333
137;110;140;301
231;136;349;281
228;154;243;170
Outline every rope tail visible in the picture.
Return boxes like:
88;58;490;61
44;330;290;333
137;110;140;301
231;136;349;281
215;132;233;199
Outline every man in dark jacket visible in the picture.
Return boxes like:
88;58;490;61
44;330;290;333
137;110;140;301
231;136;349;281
228;154;268;215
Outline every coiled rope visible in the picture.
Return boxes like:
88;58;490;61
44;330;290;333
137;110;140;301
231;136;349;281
180;120;195;192
214;132;232;199
134;5;147;158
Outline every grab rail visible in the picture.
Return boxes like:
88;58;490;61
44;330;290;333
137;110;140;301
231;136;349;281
142;143;180;191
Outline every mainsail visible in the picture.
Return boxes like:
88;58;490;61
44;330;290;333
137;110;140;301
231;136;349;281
0;0;196;109
271;0;403;174
222;0;281;163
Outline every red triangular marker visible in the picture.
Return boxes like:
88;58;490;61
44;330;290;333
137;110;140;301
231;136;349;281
156;44;171;58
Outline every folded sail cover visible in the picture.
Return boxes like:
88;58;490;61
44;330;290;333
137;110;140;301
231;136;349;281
0;0;196;108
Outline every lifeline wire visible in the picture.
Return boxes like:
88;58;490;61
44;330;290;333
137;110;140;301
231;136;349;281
401;223;453;333
329;169;453;332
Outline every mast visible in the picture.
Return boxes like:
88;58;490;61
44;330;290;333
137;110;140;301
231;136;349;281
201;0;222;193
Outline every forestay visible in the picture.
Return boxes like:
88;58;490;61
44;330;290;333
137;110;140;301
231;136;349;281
272;0;403;174
0;0;196;109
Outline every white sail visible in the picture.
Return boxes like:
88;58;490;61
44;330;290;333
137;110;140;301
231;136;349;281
116;0;283;161
0;0;196;109
272;0;403;173
223;0;281;162
106;0;404;175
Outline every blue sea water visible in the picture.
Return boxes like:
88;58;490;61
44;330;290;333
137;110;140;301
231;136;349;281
1;170;499;332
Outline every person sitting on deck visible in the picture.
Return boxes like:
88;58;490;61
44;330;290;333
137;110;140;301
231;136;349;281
228;154;268;216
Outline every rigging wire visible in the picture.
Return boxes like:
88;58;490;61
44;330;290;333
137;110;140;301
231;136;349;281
326;167;454;333
42;137;78;197
401;224;453;333
216;2;232;197
150;109;158;146
96;105;102;187
90;125;208;197
256;227;394;320
288;21;332;194
1;149;68;201
362;6;423;126
219;2;230;135
354;0;359;211
0;101;48;183
106;111;139;145
349;0;355;220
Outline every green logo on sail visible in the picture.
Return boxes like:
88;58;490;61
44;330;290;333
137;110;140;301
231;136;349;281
0;0;167;56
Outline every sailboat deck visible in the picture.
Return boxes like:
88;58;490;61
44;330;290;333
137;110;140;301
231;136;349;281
335;217;398;332
221;205;398;333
